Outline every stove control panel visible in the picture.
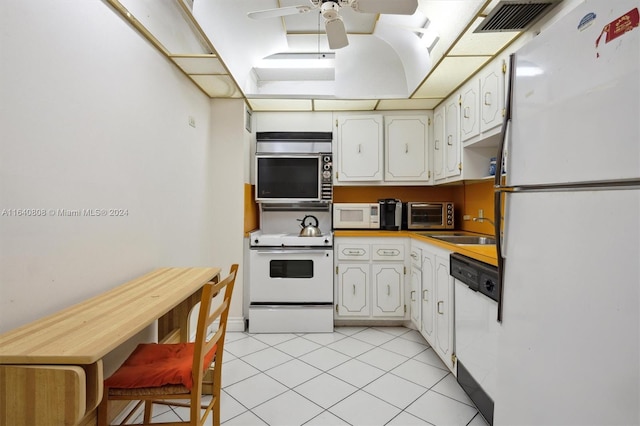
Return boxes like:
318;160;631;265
321;154;333;202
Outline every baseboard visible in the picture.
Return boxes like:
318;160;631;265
226;316;246;332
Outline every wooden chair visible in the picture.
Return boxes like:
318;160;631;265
98;264;238;426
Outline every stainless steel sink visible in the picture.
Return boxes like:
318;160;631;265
414;232;469;237
429;235;496;245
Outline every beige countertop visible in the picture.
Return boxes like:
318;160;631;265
333;230;498;266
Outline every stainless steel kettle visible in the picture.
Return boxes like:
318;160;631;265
299;215;322;237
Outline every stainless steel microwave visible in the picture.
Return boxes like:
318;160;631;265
255;132;333;203
406;202;454;229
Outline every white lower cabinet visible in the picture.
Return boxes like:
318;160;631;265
434;254;454;372
372;264;404;316
335;237;407;321
411;240;455;372
409;244;422;328
336;263;370;316
420;250;436;342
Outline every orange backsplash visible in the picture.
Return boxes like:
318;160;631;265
460;180;495;235
244;184;260;235
246;182;496;236
333;182;495;235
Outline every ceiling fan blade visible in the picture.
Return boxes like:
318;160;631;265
325;17;349;49
351;0;418;15
247;5;312;20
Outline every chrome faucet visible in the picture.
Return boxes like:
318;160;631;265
473;217;495;226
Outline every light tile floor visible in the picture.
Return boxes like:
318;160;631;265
128;326;489;426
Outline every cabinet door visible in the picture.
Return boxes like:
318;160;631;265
444;99;461;178
435;256;454;370
420;252;435;343
433;106;445;181
372;264;404;317
460;80;480;142
480;59;505;133
385;116;429;182
336;264;370;317
336;115;383;182
410;264;421;328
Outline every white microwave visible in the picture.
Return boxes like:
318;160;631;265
333;203;379;229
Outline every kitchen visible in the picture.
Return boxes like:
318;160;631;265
1;0;638;425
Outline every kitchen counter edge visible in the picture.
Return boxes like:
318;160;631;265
333;230;498;266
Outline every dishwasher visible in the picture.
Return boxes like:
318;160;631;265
451;253;500;426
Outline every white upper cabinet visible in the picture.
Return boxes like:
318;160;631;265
335;115;384;182
460;58;506;143
460;81;480;142
461;57;507;147
384;116;430;182
335;113;430;185
433;105;445;181
431;55;508;183
444;98;461;179
480;59;505;134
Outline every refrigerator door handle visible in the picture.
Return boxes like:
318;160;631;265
494;53;516;323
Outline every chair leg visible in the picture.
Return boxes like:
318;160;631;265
144;400;153;423
97;388;109;426
213;393;221;426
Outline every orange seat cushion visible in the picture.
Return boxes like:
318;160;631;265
105;343;216;390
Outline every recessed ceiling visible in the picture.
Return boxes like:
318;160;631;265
104;0;560;112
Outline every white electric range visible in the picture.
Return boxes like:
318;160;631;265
248;209;334;333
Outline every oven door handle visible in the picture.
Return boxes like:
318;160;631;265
254;249;330;255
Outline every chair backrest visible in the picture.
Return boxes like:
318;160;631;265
192;264;238;394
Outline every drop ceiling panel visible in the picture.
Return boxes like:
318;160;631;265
190;75;243;98
412;56;491;98
172;55;227;74
314;99;378;111
248;98;313;111
118;0;210;54
376;98;441;110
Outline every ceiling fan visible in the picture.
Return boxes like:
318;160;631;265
248;0;419;49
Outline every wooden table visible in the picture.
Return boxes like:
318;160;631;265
0;267;221;426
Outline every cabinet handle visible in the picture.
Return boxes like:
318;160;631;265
437;301;444;314
387;285;391;296
411;253;417;260
353;284;356;295
447;135;452;146
358;144;361;154
405;143;408;153
484;92;492;106
463;106;470;118
411;290;416;301
422;290;428;301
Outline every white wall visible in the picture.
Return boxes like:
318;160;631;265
0;0;241;339
209;99;249;330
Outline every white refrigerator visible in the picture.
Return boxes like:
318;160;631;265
493;1;639;424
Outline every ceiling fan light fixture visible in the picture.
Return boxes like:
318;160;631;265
325;16;349;49
321;1;341;20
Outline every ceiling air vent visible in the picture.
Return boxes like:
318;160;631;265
474;0;562;33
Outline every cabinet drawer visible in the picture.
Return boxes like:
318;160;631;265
372;244;405;261
337;244;370;260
